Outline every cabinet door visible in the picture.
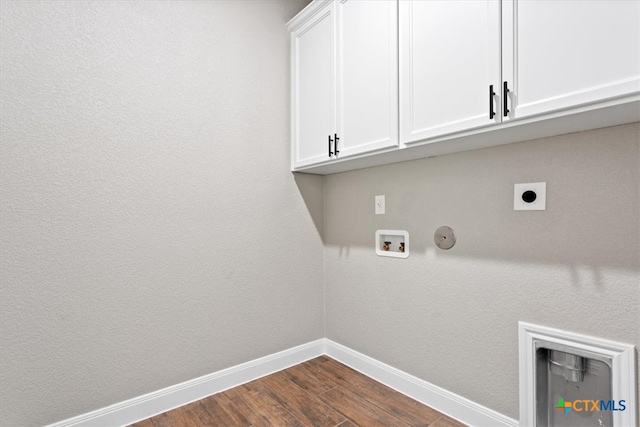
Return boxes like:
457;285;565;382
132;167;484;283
503;0;640;120
291;3;336;169
336;0;398;157
400;0;501;145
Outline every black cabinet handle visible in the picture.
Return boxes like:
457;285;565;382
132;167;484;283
334;134;339;156
328;134;333;157
503;81;510;117
489;85;496;119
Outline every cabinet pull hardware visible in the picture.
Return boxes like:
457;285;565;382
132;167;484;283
489;84;496;119
503;81;510;117
334;134;339;156
328;134;333;157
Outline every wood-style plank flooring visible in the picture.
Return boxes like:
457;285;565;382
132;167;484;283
130;356;467;427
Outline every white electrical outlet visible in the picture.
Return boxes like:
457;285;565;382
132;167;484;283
375;195;385;215
514;182;546;210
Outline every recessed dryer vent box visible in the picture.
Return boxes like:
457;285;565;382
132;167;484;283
375;230;409;258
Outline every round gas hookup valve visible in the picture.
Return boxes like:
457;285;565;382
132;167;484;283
434;226;456;250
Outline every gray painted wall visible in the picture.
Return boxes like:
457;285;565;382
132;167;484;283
0;1;319;425
324;123;640;420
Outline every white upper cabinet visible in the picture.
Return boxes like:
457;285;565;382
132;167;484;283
290;1;336;168
289;0;398;170
290;0;639;174
337;0;398;159
400;0;640;147
400;0;502;144
503;0;640;120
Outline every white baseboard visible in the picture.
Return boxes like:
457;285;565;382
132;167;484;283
325;339;518;427
47;339;326;427
48;338;518;427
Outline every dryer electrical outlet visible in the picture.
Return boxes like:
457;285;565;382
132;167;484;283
514;182;546;211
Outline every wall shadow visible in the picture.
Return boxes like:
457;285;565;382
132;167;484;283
293;172;325;243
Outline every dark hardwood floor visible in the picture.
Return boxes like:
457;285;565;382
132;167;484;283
130;356;466;427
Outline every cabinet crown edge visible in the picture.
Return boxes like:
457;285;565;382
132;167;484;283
286;0;333;32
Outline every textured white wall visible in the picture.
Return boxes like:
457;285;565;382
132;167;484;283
324;123;640;420
0;1;319;425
